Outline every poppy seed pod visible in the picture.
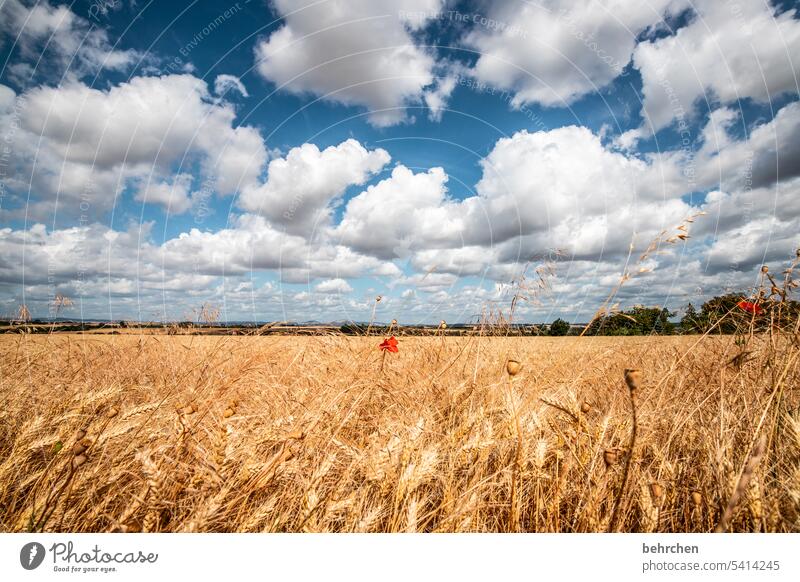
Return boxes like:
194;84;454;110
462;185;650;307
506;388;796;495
581;402;591;414
603;449;618;466
71;442;88;456
223;408;234;418
107;407;119;419
506;359;522;376
691;491;702;506
624;369;641;392
72;454;88;469
761;265;769;273
75;429;87;441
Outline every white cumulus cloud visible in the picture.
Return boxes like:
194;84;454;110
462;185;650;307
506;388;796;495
633;0;800;133
464;0;687;108
0;74;268;218
239;139;390;236
253;0;448;126
315;278;354;294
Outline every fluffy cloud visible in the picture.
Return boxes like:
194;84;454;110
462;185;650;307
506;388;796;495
474;126;697;255
254;0;448;126
635;100;800;202
214;74;249;98
633;0;800;132
134;174;194;214
336;125;693;271
0;221;157;288
696;102;800;192
0;74;268;218
410;246;499;278
239;139;389;236
157;214;310;275
464;0;687;107
699;177;800;274
6;108;795;321
1;55;796;323
279;244;401;284
0;0;141;82
464;0;800;138
17;75;261;180
336;165;462;259
0;213;402;314
315;278;353;294
423;75;457;121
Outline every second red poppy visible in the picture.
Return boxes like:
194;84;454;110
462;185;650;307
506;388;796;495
737;300;763;315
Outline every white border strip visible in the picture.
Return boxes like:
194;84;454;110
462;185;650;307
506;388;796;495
2;533;797;581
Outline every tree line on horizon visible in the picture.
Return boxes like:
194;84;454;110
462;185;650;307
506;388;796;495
338;291;800;337
543;293;800;336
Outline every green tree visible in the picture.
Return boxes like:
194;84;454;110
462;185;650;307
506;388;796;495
691;293;800;334
641;306;676;335
549;318;570;336
680;303;700;334
584;306;675;336
697;293;746;334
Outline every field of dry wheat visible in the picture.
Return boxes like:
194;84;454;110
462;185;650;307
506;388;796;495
1;331;798;533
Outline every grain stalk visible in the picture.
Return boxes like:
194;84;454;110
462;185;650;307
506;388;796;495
608;369;640;532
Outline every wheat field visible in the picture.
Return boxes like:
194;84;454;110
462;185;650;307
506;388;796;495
1;331;798;533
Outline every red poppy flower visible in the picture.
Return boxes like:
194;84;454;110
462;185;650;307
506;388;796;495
379;336;399;353
737;300;762;315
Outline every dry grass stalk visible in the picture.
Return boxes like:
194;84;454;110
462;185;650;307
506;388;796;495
608;369;640;532
715;434;767;533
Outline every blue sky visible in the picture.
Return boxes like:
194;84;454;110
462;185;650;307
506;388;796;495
1;0;799;323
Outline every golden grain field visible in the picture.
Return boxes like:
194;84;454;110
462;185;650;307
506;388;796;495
1;332;798;533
